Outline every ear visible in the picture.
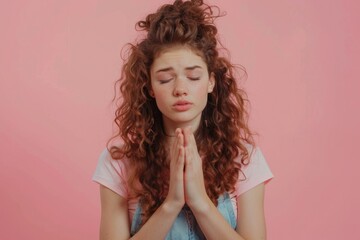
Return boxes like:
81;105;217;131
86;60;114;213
208;72;215;93
148;88;155;98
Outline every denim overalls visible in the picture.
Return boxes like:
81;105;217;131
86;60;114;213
130;193;236;239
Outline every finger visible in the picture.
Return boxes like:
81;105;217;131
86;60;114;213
182;126;197;149
176;129;183;145
184;145;192;168
183;126;192;147
177;130;184;163
185;128;201;167
177;145;185;171
170;132;179;159
175;128;182;137
176;137;185;177
178;129;184;147
170;129;183;168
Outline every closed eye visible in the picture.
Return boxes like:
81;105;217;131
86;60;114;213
159;79;172;84
188;77;200;81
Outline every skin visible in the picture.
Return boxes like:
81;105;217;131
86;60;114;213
149;45;215;135
99;46;267;240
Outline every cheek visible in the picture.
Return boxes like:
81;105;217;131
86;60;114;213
153;90;168;108
192;85;210;110
153;88;166;99
194;84;210;99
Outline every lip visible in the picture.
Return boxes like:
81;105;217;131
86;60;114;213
172;100;192;111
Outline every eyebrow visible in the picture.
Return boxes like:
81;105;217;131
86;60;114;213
155;65;202;73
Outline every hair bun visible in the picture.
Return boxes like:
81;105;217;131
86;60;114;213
136;0;220;44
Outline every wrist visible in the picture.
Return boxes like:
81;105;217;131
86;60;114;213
188;196;212;215
163;198;184;214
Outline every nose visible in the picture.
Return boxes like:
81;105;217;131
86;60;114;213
173;78;188;96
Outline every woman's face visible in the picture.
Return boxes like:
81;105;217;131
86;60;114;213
150;46;215;134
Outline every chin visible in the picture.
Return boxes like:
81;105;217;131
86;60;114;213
169;115;201;125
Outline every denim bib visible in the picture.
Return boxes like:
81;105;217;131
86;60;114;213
130;193;236;239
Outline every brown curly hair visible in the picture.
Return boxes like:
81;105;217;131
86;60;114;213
107;0;255;223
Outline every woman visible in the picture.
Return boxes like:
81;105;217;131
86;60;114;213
92;0;273;239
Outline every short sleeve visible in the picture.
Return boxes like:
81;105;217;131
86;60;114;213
235;146;274;196
91;148;128;198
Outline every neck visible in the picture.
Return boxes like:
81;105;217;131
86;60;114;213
163;132;177;137
162;117;201;137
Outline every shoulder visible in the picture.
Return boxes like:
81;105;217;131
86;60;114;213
98;147;130;171
235;143;268;167
92;146;132;198
234;144;274;196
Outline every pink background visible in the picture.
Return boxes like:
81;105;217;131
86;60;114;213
1;0;359;239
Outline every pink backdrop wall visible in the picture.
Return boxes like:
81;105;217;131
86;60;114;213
1;0;359;239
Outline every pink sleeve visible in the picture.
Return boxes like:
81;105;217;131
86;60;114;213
91;148;128;199
235;146;274;196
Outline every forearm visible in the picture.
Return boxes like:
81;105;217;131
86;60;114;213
192;198;245;240
130;200;182;240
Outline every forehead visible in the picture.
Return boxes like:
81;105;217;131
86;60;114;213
151;46;207;71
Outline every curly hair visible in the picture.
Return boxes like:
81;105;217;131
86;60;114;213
107;0;255;223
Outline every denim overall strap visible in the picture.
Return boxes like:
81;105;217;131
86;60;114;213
130;201;143;236
217;192;237;229
130;193;236;239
